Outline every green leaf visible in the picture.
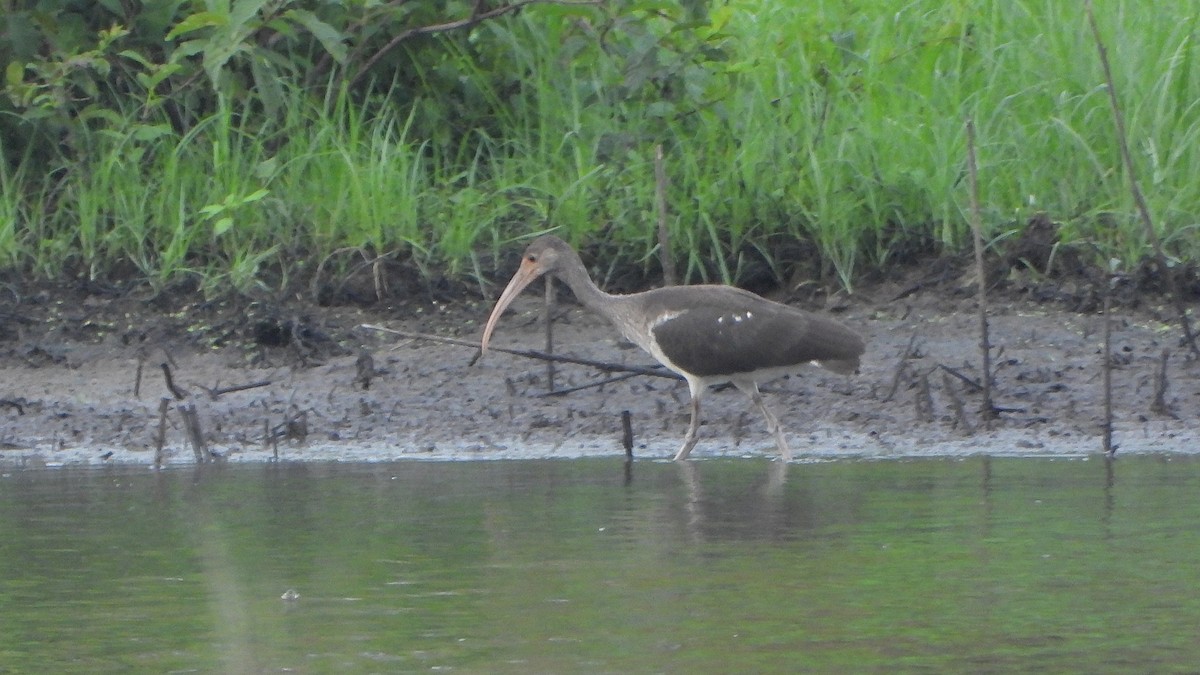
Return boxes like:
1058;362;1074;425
166;12;228;40
249;53;283;118
5;61;25;88
118;49;153;68
284;9;348;63
212;216;235;237
229;0;272;31
203;40;245;88
241;188;269;204
131;124;175;142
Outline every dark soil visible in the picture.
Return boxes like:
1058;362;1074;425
1;263;1197;467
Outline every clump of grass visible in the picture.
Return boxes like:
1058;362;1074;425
3;0;1199;297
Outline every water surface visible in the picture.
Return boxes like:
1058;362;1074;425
1;456;1197;672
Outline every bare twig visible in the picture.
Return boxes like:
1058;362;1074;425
362;324;683;381
196;379;272;401
1084;0;1199;357
538;371;642;397
134;353;144;398
355;351;375;390
916;370;935;423
179;403;208;463
154;398;169;470
1102;280;1116;457
938;363;983;392
161;363;187;400
942;371;975;435
621;410;634;459
1151;348;1177;418
655;143;676;286
544;279;557;393
882;359;912;403
965;117;996;426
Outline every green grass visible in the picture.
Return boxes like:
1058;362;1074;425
2;0;1198;296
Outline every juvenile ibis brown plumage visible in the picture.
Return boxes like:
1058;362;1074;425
480;235;865;461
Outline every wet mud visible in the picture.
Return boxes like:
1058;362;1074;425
1;280;1197;467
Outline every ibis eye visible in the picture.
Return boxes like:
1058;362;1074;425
527;254;537;263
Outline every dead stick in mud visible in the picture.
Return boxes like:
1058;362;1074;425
621;410;634;459
154;398;169;470
1085;0;1200;358
942;370;975;435
882;333;920;403
197;379;272;400
965;117;996;427
882;359;911;403
916;369;935;423
538;371;642;397
362;324;683;381
1102;281;1116;457
938;363;983;392
1151;348;1176;419
544;279;557;393
655;143;677;287
179;403;208;462
161;363;187;400
134;354;144;398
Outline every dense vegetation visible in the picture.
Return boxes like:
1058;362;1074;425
1;0;1197;299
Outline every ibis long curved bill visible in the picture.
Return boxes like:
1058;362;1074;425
478;235;865;461
480;254;548;354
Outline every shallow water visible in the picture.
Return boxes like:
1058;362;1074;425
2;456;1198;673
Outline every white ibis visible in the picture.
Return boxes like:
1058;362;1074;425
480;235;865;461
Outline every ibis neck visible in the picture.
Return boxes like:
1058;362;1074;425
554;265;613;317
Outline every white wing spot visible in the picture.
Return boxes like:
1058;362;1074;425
717;316;725;325
746;311;753;319
733;314;743;323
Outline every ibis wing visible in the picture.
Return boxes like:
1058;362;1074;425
649;293;863;378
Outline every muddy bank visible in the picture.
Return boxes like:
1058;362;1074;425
1;282;1197;468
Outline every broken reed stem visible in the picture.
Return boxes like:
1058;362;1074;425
179;403;208;463
1102;281;1115;457
154;398;169;470
942;371;975;435
655;143;677;286
161;362;186;400
198;379;272;400
355;351;374;390
134;354;144;398
965;117;995;427
538;371;641;398
916;370;935;423
544;278;556;393
883;359;910;403
1151;348;1174;418
1084;0;1199;357
621;410;634;459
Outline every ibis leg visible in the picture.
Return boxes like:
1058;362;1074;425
673;393;702;461
742;383;792;461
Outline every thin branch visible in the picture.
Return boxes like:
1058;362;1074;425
544;279;557;393
161;363;187;400
1102;277;1116;457
196;379;273;401
361;324;683;381
1084;0;1199;357
965;117;996;426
